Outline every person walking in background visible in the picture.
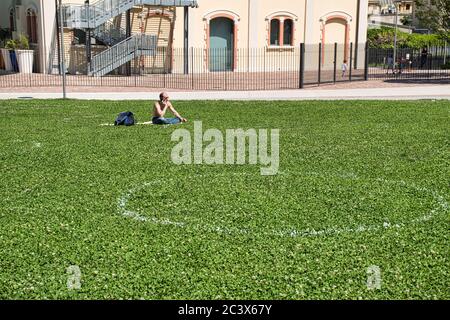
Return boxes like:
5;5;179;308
405;53;412;71
386;55;395;74
397;56;404;74
420;47;428;69
341;60;348;78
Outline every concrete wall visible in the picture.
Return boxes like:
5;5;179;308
0;0;14;29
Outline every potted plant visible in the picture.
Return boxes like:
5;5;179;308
0;28;12;71
15;34;34;74
5;39;18;72
1;40;13;71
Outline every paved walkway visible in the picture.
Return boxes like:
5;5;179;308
1;84;450;100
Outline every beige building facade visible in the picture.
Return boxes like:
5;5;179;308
368;0;415;33
1;0;368;75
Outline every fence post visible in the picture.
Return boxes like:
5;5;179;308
225;48;227;91
26;51;32;87
349;42;353;82
191;47;194;90
444;41;447;65
299;43;305;89
134;50;137;87
333;42;337;84
318;42;322;86
428;52;432;79
163;47;167;89
364;42;369;81
263;48;266;90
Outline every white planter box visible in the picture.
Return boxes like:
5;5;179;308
1;48;12;71
16;49;34;74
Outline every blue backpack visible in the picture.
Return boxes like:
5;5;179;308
114;111;135;126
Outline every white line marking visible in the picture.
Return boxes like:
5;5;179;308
116;172;448;238
118;182;185;227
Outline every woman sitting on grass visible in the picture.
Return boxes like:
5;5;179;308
152;92;188;125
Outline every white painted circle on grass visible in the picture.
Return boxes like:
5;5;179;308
117;172;448;238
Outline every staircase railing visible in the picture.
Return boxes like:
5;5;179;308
93;21;127;46
89;34;157;76
61;0;198;29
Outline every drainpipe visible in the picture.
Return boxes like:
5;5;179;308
247;0;250;72
354;0;361;69
184;6;189;74
39;0;47;74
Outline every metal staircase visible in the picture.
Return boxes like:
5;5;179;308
60;0;198;76
61;0;198;29
93;21;127;46
89;34;157;76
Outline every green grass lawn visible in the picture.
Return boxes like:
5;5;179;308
0;99;448;299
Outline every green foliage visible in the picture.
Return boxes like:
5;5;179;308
3;35;30;50
16;34;30;50
401;15;412;26
415;0;450;41
0;100;448;299
4;39;17;50
0;28;12;41
441;61;450;69
368;27;445;48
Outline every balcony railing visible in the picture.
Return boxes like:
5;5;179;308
61;0;198;29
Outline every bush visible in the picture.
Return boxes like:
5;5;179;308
401;16;412;26
4;39;16;50
441;61;450;70
16;34;30;50
3;35;30;50
368;27;445;49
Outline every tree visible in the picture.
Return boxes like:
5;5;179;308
367;27;442;48
401;15;412;26
415;0;450;40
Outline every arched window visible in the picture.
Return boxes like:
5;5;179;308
283;19;293;46
9;8;15;32
270;19;280;46
26;8;38;44
269;16;295;47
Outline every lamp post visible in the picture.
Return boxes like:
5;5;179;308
85;0;91;64
393;0;401;71
59;0;66;99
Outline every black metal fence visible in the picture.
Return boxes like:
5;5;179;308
1;43;449;90
367;46;450;80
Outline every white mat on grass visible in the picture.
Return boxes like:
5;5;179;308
100;121;154;126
